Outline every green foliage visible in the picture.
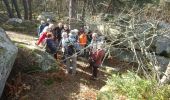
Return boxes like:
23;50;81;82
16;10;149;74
98;71;170;100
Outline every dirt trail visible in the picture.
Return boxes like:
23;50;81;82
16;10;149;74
5;31;109;100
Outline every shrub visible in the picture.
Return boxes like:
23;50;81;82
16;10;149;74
98;71;170;100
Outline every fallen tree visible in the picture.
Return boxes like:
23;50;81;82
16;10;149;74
86;4;170;85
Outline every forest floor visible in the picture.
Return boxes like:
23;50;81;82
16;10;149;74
3;31;133;100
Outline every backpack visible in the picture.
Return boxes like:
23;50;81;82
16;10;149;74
65;40;76;56
67;44;76;56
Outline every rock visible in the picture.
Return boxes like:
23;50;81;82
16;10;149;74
110;47;138;63
34;50;58;71
155;22;170;57
7;18;23;24
0;28;18;97
15;44;58;71
156;37;170;56
110;47;169;76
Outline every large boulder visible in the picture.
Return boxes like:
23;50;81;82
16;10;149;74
155;22;170;56
14;44;58;71
0;28;18;97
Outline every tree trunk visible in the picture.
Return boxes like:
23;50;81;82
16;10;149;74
69;0;76;29
91;0;96;15
23;0;29;20
106;0;113;13
2;0;14;18
28;0;32;20
82;0;87;24
12;0;22;18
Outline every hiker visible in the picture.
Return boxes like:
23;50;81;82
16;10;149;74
89;44;105;80
87;30;93;45
37;20;48;37
54;22;64;44
45;32;58;59
61;32;77;75
73;29;79;41
61;32;69;63
36;26;49;45
69;30;80;52
78;28;87;56
36;24;54;46
89;33;105;79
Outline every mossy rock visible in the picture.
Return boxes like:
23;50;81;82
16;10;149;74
15;43;58;72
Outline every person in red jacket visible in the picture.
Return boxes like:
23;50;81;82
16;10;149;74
90;44;105;80
36;24;54;46
36;26;49;45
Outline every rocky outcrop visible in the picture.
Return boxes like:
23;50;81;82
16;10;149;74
14;44;58;71
0;28;18;97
